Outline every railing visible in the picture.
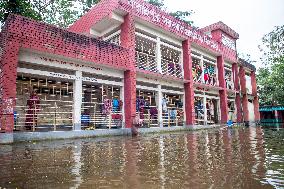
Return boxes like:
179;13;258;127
203;62;218;86
135;51;183;78
104;32;121;46
195;108;204;125
225;70;234;89
14;100;73;132
161;59;183;79
226;80;234;90
81;102;123;129
162;107;184;127
135;51;158;72
260;119;283;127
135;109;159;128
135;33;183;79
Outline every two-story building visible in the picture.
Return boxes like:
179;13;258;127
0;0;260;143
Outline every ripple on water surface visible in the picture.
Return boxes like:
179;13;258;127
0;127;283;189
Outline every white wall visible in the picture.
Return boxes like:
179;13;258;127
248;100;255;121
245;75;252;94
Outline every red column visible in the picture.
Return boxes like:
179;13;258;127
253;97;260;121
239;66;246;94
250;71;257;96
232;63;242;122
251;71;260;121
182;40;195;125
0;38;20;132
120;13;135;51
242;95;249;122
232;63;240;91
239;66;249;122
124;71;136;128
217;55;228;124
120;13;136;128
235;95;242;123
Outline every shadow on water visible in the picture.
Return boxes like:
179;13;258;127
0;126;283;189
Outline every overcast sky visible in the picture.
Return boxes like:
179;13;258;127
164;0;284;69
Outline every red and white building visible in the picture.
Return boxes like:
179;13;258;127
0;0;260;136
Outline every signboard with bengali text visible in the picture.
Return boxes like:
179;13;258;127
121;0;219;51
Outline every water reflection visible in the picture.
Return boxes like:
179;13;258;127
0;127;283;188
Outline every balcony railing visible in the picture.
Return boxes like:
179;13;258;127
135;51;158;72
225;70;234;90
135;34;183;79
161;59;183;79
135;51;183;78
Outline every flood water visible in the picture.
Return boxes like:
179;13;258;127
0;127;284;189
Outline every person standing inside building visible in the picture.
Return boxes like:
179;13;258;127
25;88;40;130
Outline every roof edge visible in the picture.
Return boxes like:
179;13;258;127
238;58;256;71
200;21;239;39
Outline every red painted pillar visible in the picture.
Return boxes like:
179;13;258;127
251;71;260;121
182;40;195;125
120;13;136;128
239;66;249;122
232;63;242;122
232;63;240;91
0;38;20;132
242;95;249;122
239;66;246;93
217;55;228;123
250;71;257;96
235;95;242;122
124;71;136;128
253;97;260;121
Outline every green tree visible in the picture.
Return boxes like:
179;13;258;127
257;25;284;105
0;0;100;28
42;0;79;28
238;53;255;64
81;0;100;13
147;0;194;26
1;0;194;28
30;0;99;28
169;11;194;26
43;0;100;27
0;0;42;23
147;0;164;9
261;25;284;66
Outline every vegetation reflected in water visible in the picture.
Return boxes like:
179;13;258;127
0;127;283;188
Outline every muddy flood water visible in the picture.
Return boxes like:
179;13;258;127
0;127;284;189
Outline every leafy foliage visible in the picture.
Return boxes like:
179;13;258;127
147;0;164;9
0;0;42;23
44;0;100;28
0;0;100;28
40;0;78;28
81;0;100;12
169;11;194;25
238;53;255;64
260;25;284;66
147;0;194;26
0;0;194;28
257;25;284;105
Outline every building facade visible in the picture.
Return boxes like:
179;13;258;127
259;105;284;127
0;0;260;135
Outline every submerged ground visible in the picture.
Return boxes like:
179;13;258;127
0;126;283;189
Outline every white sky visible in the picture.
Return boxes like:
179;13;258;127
164;0;284;69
